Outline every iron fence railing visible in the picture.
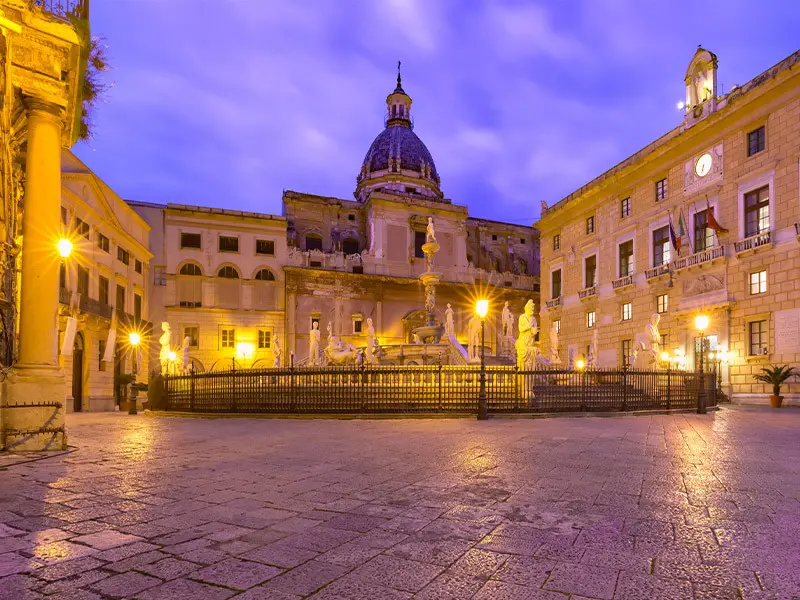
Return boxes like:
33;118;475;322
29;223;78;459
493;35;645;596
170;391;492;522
32;0;88;20
161;366;716;415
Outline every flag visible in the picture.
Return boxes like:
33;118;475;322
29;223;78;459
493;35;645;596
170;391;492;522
668;211;682;253
706;198;728;233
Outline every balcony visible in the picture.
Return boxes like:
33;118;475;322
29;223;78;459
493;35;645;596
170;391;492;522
672;245;724;271
645;264;670;280
545;297;562;310
578;286;596;300
59;288;113;320
612;274;634;290
734;232;771;255
33;0;89;21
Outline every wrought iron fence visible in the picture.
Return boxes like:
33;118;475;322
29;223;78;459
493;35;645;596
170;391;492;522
32;0;88;20
161;366;716;415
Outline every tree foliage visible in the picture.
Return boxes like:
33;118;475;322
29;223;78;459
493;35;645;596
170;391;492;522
79;36;111;141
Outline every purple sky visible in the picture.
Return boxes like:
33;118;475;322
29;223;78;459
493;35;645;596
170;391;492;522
75;0;800;225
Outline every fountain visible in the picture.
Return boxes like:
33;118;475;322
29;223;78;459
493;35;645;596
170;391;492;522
413;217;445;344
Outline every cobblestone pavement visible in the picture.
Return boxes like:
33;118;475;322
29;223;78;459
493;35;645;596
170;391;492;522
1;408;800;599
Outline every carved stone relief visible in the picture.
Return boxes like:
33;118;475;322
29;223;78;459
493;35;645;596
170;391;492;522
682;273;725;297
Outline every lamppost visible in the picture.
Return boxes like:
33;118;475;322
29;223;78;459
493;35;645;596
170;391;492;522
128;331;141;415
708;348;729;402
695;314;709;414
476;299;489;420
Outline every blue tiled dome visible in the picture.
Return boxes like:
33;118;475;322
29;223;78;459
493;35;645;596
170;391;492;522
361;125;439;181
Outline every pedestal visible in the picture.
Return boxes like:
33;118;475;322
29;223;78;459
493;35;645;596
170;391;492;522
1;368;66;451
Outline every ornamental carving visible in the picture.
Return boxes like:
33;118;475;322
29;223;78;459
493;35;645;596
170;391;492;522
682;273;724;297
683;143;723;193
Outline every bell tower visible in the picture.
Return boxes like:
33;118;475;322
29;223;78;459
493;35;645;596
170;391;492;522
386;61;412;129
684;46;718;127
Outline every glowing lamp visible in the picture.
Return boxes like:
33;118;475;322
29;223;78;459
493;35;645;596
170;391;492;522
168;351;177;362
236;342;254;359
660;351;669;362
128;332;141;347
57;238;73;258
475;299;489;319
677;101;685;110
695;315;709;332
575;358;586;370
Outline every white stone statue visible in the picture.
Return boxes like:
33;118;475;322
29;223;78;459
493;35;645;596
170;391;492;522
467;314;482;361
159;321;172;374
644;313;661;368
365;317;376;363
515;300;538;370
412;333;422;345
425;217;436;244
501;301;514;338
550;322;560;364
326;321;333;344
182;335;191;373
588;328;599;369
324;331;358;365
444;303;455;337
273;339;282;368
309;321;321;366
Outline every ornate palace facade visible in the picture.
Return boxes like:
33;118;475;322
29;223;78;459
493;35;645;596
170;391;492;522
536;48;800;404
132;73;540;371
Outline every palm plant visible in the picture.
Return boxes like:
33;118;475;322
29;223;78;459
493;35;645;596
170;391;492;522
752;364;796;397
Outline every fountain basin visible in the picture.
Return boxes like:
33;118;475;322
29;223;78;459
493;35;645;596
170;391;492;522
421;242;440;255
419;271;442;287
412;324;445;344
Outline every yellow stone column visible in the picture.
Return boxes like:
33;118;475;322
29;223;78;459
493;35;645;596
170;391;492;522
1;97;67;451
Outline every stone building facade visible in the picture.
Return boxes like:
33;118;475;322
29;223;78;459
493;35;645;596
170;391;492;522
133;72;539;371
59;150;151;412
535;48;800;404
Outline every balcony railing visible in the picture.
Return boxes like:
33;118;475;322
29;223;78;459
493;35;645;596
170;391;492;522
545;297;562;309
673;245;724;271
612;274;634;290
578;286;596;300
81;297;112;320
32;0;88;20
645;264;670;280
734;231;771;255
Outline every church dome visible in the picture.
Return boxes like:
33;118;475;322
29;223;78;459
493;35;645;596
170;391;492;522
355;65;444;202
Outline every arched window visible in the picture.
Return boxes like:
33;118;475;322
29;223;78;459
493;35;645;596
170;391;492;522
342;238;359;256
218;266;239;279
254;269;276;281
305;234;323;252
179;263;202;276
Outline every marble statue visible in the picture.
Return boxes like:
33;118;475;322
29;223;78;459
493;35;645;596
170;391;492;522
323;327;358;365
326;321;333;344
365;317;376;363
588;328;599;369
550;322;560;364
467;314;482;361
644;313;661;368
309;321;321;366
501;302;514;338
159;321;172;374
182;335;191;373
444;303;455;337
426;217;436;244
515;300;538;370
425;285;436;313
273;339;282;368
412;333;422;345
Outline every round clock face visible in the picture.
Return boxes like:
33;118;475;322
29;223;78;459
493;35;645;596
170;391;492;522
695;153;712;177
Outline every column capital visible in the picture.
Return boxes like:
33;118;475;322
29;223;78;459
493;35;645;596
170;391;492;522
23;96;65;122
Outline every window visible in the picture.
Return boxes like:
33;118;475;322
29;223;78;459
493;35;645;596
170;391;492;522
154;266;167;286
353;316;363;334
77;266;89;299
258;329;271;349
348;214;355;221
586;216;595;235
656;294;668;314
749;320;768;356
619;240;634;277
652;226;670;267
693;209;715;252
553;234;560;251
620;197;631;218
75;218;89;239
97;233;109;253
179;263;202;276
622;302;632;321
61;206;68;225
621;339;632;367
99;276;109;305
747;126;765;157
586;311;596;329
551;269;562;299
744;185;769;238
520;238;526;244
414;231;426;258
749;270;767;295
134;293;142;320
492;234;498;241
117;247;129;266
655;178;668;202
256;239;275;256
660;334;668;350
99;340;106;371
184;326;199;348
134;259;143;274
305;234;323;251
218;266;239;278
342;239;360;255
220;328;235;349
59;264;66;290
553;320;560;333
584;255;597;288
116;285;126;312
254;268;276;281
219;236;239;253
180;232;202;249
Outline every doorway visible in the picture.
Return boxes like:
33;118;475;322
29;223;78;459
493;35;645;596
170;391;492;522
72;332;84;412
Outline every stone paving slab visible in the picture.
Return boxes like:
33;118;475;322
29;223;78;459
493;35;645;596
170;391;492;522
0;407;799;598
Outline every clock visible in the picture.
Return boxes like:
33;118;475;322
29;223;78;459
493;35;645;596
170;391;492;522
695;153;712;177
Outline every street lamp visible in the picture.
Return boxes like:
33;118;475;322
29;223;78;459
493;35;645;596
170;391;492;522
57;237;73;259
694;314;709;414
476;299;489;420
128;331;141;415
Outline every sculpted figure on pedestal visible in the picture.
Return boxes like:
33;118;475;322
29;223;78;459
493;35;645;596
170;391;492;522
426;217;436;244
309;321;321;366
467;314;481;361
444;304;455;338
365;317;377;363
644;313;662;369
273;339;282;368
159;321;172;374
550;322;560;364
588;327;599;369
501;302;514;338
182;335;191;373
515;300;538;370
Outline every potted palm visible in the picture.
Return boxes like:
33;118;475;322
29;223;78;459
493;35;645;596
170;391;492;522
752;364;796;408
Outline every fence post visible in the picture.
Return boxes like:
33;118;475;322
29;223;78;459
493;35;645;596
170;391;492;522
190;372;196;412
437;363;443;412
665;363;671;410
289;354;296;411
622;363;628;412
